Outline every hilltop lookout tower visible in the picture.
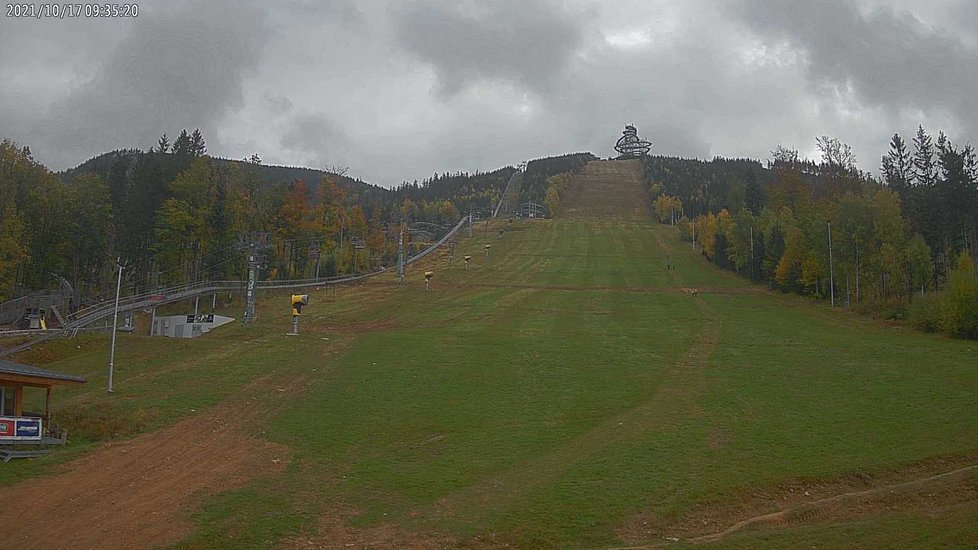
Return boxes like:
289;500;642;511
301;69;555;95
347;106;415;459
614;125;652;158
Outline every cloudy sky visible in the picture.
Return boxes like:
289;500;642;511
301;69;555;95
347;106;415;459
1;0;976;187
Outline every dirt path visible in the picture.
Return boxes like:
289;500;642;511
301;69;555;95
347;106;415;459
687;463;978;544
0;390;293;549
613;460;978;548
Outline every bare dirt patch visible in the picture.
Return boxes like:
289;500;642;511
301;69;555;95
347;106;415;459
0;401;291;550
616;455;978;547
282;507;457;549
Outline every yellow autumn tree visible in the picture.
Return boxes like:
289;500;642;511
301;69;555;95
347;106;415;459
652;195;683;224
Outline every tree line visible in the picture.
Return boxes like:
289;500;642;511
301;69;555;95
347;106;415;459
2;132;578;303
520;152;596;204
646;128;978;339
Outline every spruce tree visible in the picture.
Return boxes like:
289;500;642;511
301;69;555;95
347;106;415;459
881;133;911;197
157;133;170;154
912;125;936;187
190;128;206;157
172;129;191;157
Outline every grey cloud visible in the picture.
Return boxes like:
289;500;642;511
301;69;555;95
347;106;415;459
19;0;266;168
732;0;978;135
391;0;584;96
263;94;295;115
279;112;353;168
4;0;976;186
550;11;807;162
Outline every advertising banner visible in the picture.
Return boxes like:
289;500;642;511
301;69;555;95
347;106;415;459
0;417;43;441
0;418;14;439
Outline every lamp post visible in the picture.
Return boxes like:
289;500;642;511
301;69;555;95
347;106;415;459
107;258;124;393
398;224;405;283
828;221;835;307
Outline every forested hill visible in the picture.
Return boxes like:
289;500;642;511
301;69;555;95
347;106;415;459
392;166;517;213
642;155;774;217
0;128;598;300
61;150;380;196
644;131;978;339
521;152;596;202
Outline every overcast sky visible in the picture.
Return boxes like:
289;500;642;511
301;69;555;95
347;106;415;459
1;0;976;187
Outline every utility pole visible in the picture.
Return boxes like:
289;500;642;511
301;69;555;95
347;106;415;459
750;225;755;280
828;221;835;307
107;258;124;393
244;250;258;324
314;245;322;279
240;232;270;324
468;207;473;238
397;223;405;284
354;241;365;276
750;226;754;259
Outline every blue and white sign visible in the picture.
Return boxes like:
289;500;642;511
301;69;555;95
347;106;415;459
16;419;41;439
0;416;43;441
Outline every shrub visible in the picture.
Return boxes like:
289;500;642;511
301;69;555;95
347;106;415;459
908;253;978;339
908;293;941;332
938;253;978;339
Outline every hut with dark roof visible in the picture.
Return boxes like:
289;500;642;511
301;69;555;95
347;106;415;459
1;359;86;448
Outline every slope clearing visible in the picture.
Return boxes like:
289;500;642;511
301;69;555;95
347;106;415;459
1;160;976;548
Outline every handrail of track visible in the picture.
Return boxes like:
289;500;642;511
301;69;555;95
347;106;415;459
0;216;468;356
493;170;522;218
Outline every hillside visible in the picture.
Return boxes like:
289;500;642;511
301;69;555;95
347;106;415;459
560;158;648;220
60;150;379;196
3;158;977;548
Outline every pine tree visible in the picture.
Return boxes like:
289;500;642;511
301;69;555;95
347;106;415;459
190;128;206;157
744;167;764;215
881;133;911;198
912;125;936;187
937;141;976;254
157;133;170;154
173;129;191;157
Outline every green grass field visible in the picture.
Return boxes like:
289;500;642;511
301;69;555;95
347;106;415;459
4;162;978;548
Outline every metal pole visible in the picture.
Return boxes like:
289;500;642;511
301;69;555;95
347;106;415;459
245;253;257;324
750;226;754;259
107;259;123;393
397;225;405;283
828;221;835;307
468;208;473;238
750;225;754;280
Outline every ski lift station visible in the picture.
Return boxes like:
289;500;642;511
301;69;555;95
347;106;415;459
150;313;235;338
